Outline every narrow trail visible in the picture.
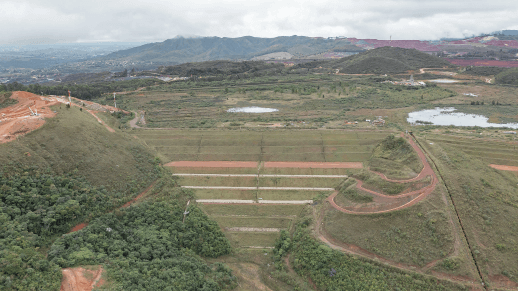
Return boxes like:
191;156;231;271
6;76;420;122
68;180;158;233
84;110;115;133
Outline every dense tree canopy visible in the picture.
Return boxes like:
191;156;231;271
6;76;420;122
49;202;234;290
0;168;234;290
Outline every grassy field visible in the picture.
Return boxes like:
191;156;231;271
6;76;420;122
226;232;281;247
199;204;305;217
324;184;471;271
134;129;388;164
0;105;158;195
103;74;456;129
426;134;518;167
368;135;424;179
258;177;343;188
177;176;257;187
421;136;518;284
212;216;293;229
354;170;432;195
256;190;330;201
191;189;257;200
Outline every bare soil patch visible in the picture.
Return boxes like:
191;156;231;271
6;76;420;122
165;161;258;168
0;91;60;144
489;164;518;172
60;266;104;291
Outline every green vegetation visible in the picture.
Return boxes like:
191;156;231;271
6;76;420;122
353;170;430;195
463;66;507;76
335;183;373;203
289;224;467;290
0;78;163;100
48;202;235;290
106;72;454;129
0;105;160;193
296;47;453;74
369;135;423;179
0;170;114;290
199;204;304;217
422;137;518;283
426;134;518;167
135;129;387;163
0;91;16;109
325;185;457;267
495;67;518;85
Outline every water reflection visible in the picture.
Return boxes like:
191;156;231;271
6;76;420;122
407;107;518;129
428;79;459;83
227;107;279;113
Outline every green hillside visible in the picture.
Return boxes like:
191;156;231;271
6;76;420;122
101;36;358;65
495;67;518;85
296;47;454;74
0;104;159;193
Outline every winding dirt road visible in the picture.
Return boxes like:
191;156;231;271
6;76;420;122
327;135;438;214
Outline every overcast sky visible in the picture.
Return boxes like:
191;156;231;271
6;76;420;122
2;0;518;44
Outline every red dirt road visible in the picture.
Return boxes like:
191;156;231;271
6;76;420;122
489;164;518;172
0;91;60;144
68;223;88;233
165;161;258;168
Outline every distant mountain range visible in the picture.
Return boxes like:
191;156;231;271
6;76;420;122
3;34;518;84
99;36;361;65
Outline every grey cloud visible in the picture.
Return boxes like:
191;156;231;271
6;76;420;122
1;0;517;44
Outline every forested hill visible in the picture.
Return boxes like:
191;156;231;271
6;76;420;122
296;47;454;74
100;36;356;64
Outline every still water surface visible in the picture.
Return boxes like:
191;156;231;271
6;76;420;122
407;107;518;129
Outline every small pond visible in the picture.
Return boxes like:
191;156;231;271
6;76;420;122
428;79;459;83
227;107;279;113
407;107;518;129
